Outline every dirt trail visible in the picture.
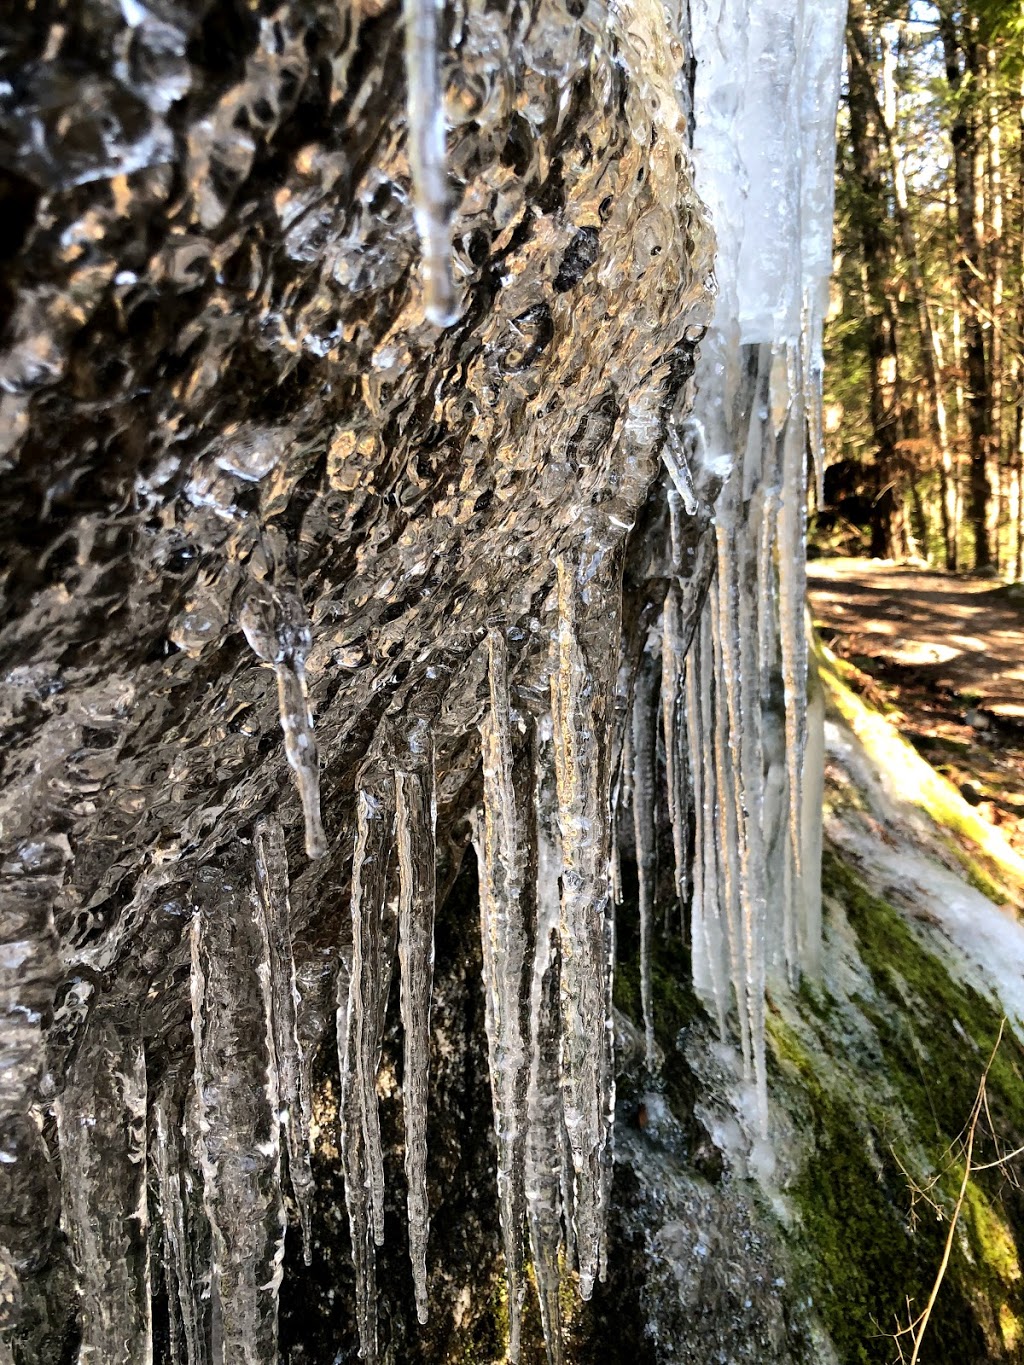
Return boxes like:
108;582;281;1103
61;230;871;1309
808;558;1024;853
809;559;1024;719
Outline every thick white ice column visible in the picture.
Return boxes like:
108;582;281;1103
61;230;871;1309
682;0;847;1128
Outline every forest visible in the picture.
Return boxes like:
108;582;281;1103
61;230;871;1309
822;0;1024;573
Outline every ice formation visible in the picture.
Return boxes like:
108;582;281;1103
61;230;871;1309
673;0;847;1131
0;0;846;1360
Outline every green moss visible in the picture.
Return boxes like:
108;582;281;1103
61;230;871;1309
965;1184;1023;1290
614;925;703;1123
771;851;1024;1363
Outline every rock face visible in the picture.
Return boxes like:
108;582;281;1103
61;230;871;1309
0;0;714;1360
5;5;1024;1365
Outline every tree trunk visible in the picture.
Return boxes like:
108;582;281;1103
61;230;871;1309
939;4;993;570
987;45;1005;571
846;0;902;561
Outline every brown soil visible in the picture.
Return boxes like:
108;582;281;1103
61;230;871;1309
808;558;1024;855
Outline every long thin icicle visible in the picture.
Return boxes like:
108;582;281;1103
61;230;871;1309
57;999;151;1365
349;783;395;1251
395;746;437;1326
550;554;615;1300
253;816;316;1264
708;570;749;1073
0;834;65;1346
527;746;565;1365
402;0;456;327
715;521;769;1129
631;653;658;1072
476;630;530;1361
154;1085;207;1365
191;868;285;1365
336;775;396;1365
239;579;327;860
661;588;689;932
686;623;727;1039
335;944;375;1365
776;357;808;897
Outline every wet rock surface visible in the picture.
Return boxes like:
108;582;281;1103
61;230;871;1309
0;0;713;1359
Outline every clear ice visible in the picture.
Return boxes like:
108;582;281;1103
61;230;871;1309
0;0;847;1360
396;750;437;1326
253;816;316;1264
240;579;328;862
403;0;457;326
475;632;531;1359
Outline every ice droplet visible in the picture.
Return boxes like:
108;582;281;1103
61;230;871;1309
239;579;327;861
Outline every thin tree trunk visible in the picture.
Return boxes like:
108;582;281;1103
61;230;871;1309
939;4;992;570
987;49;1005;570
1016;83;1024;580
847;1;901;559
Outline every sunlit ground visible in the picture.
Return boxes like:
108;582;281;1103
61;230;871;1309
809;558;1024;856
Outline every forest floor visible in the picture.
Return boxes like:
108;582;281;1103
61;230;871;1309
808;558;1024;856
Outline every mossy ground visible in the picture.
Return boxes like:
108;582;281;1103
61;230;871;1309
611;827;1024;1364
769;849;1024;1364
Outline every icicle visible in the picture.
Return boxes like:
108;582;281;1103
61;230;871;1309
475;630;530;1361
335;772;396;1365
0;837;63;1116
549;554;616;1300
685;622;727;1038
707;575;749;1071
335;945;377;1365
348;782;395;1251
661;588;689;930
776;357;808;900
190;867;285;1365
57;998;151;1365
660;424;700;515
154;1085;207;1365
253;816;315;1264
0;834;65;1344
800;629;826;976
631;651;658;1071
715;523;768;1131
527;748;565;1365
395;745;437;1326
799;0;847;507
402;0;456;327
239;579;327;861
757;488;779;685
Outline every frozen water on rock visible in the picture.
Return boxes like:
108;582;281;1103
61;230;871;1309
240;580;327;862
253;817;315;1264
676;0;848;1127
396;750;438;1325
190;868;286;1365
0;0;846;1357
57;999;151;1364
550;554;617;1300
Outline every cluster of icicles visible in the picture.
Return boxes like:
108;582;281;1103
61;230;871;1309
40;0;849;1361
127;489;825;1365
